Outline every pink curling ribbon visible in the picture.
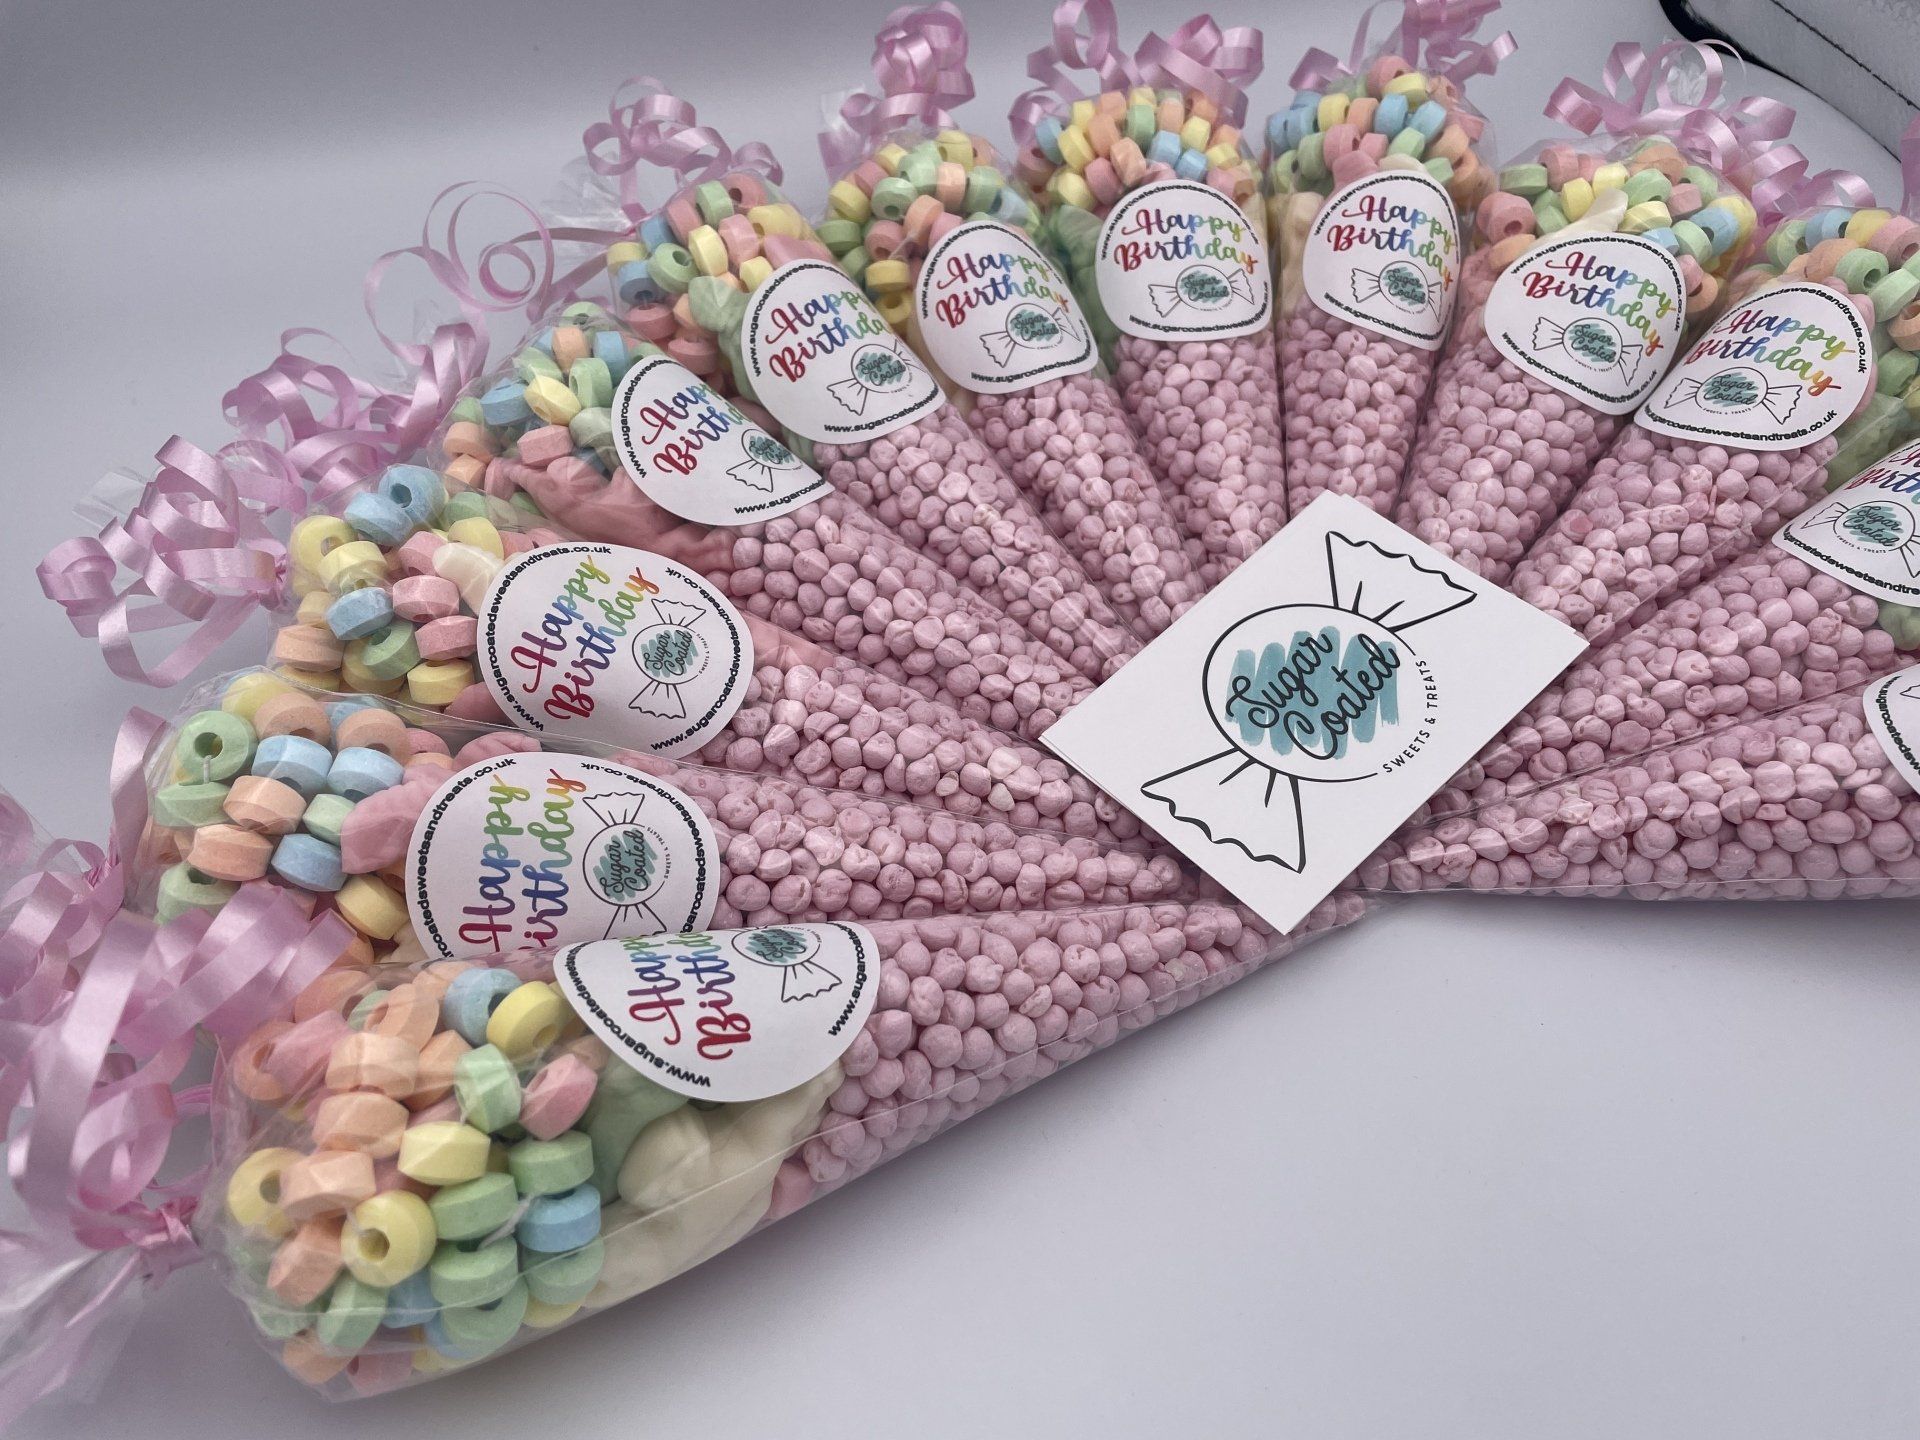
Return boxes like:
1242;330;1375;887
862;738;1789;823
819;3;975;173
1;711;173;1075
585;76;785;225
1290;0;1513;93
1135;15;1264;130
1765;112;1920;227
0;702;348;1425
1009;0;1140;146
41;178;636;691
229;181;629;510
0;890;351;1428
1396;0;1515;86
1545;41;1805;216
36;438;293;688
1009;2;1265;144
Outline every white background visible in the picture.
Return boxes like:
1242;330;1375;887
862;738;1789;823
3;1;1918;1435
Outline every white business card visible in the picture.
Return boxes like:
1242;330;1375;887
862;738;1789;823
1043;495;1586;931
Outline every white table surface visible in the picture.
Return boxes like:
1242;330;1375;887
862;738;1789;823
3;1;1918;1436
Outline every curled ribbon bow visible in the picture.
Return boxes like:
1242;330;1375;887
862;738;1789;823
36;438;292;688
1011;1;1264;146
584;76;784;226
820;3;975;173
1545;41;1806;217
1291;0;1514;93
1137;16;1263;130
1760;110;1920;228
0;709;351;1424
41;174;636;690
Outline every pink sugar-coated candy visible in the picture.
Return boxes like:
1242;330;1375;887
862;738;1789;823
325;1030;420;1099
407;1028;471;1110
1114;333;1288;588
338;776;438;873
272;626;345;671
415;615;478;662
697;615;1149;846
363;983;439;1050
443;420;490;458
311;1091;408;1156
347;1346;416;1398
1361;688;1920;900
495;454;1095;744
390;574;460;622
407;1095;462;1128
765;1157;816;1221
188;822;274;881
1278;229;1438;518
1425;542;1909;820
1510;424;1843;650
517;424;575;465
230;1020;292;1102
293;970;375;1023
813;402;1143;682
519;1053;598;1139
967;374;1209;640
404;756;455;786
1395;252;1627;583
277;1148;377;1222
795;896;1362;1195
255;692;331;744
403;727;450;757
394;531;444;577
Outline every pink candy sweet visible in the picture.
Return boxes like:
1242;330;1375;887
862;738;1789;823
1395;252;1629;581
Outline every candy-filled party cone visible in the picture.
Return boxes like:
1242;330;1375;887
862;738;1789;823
136;671;1193;970
1263;0;1511;518
1012;2;1284;587
51;892;1361;1402
267;464;1146;842
1393;43;1761;582
816;3;1207;638
1361;675;1920;900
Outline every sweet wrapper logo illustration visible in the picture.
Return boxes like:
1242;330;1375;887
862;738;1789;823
979;303;1082;367
581;790;675;937
1147;264;1258;319
731;926;842;1003
1042;495;1583;932
826;340;928;416
1531;315;1644;384
629;598;714;720
1350;261;1442;318
725;430;805;493
1140;532;1475;872
1667;366;1800;425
